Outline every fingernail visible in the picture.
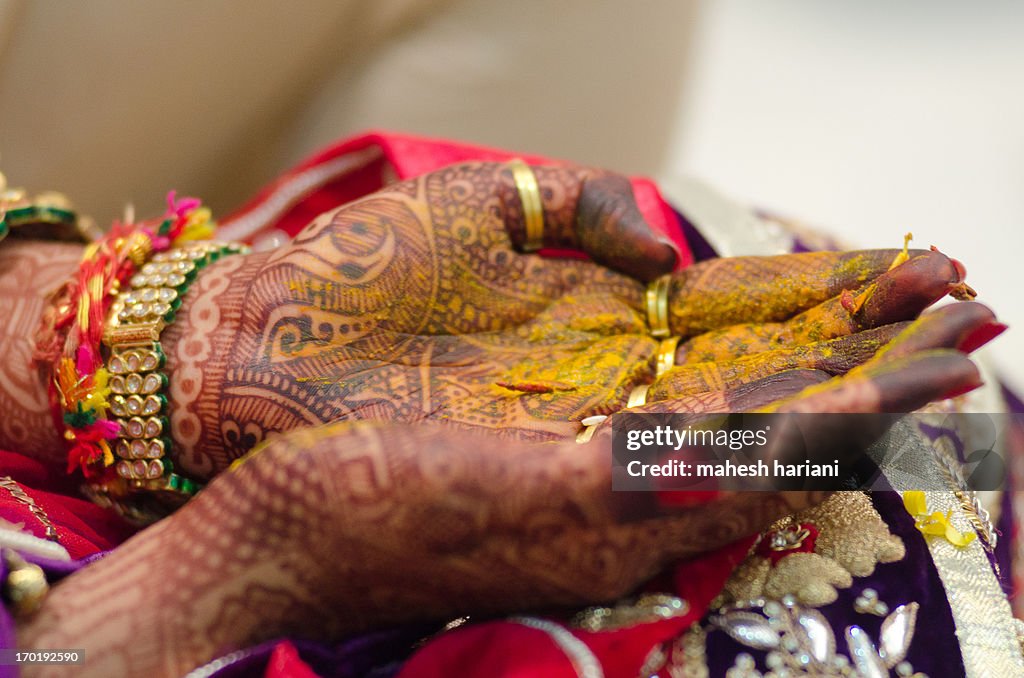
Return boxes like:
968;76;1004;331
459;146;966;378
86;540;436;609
958;321;1008;353
949;257;967;283
927;246;965;283
940;376;984;400
658;237;681;270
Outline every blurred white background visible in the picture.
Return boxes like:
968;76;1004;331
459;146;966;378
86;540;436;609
1;0;1019;390
667;0;1024;393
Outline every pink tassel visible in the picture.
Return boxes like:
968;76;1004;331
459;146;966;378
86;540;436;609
91;419;121;439
141;226;170;252
165;191;200;218
76;343;98;376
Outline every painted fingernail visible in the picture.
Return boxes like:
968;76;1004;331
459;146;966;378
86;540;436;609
949;257;967;283
656;489;722;507
940;377;984;401
958;321;1008;353
926;246;966;283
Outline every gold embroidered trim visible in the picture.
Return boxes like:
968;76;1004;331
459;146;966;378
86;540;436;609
571;594;689;633
899;488;1023;676
718;492;905;608
882;417;1024;677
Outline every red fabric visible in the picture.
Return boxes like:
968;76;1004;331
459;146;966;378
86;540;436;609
222;130;693;269
398;535;759;678
672;535;758;614
0;450;56;489
264;641;321;678
0;451;135;559
655;490;721;508
397;622;584;678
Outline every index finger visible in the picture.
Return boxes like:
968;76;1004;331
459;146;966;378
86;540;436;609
497;163;679;282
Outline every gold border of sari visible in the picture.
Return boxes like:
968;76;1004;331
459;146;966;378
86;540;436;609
886;401;1024;676
905;487;1023;676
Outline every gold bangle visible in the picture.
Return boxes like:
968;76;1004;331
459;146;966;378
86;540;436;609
645;274;672;338
627;384;651;408
0;171;92;245
655;336;681;377
508;158;544;252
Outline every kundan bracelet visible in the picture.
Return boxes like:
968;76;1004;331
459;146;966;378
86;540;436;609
89;240;247;521
35;193;246;524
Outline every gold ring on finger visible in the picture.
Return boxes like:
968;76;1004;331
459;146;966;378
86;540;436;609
508;158;544;252
627;384;651;408
655;336;681;377
645;274;671;338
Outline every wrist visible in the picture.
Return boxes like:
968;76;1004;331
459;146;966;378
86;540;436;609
0;240;84;465
25;193;251;522
160;249;271;479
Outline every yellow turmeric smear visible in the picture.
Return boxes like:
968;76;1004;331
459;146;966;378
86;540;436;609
494;335;653;407
672;251;883;338
837;232;912;318
839;283;876;318
296;375;347;388
652;340;834;400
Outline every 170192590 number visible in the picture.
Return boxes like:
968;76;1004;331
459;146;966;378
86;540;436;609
0;649;84;665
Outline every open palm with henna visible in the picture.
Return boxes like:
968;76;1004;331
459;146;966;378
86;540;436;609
160;161;1000;480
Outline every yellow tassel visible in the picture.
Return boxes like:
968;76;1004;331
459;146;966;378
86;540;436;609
81;242;100;261
82;367;111;413
173;207;216;245
55;358;76;408
98;439;114;467
76;293;91;332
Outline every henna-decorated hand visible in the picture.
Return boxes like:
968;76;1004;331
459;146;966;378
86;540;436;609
162;162;1003;479
16;419;828;676
164;162;680;475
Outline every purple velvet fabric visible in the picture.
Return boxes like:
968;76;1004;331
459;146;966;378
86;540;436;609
0;554;12;678
674;208;718;263
997;385;1024;599
705;492;965;676
198;629;430;678
1002;385;1024;415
